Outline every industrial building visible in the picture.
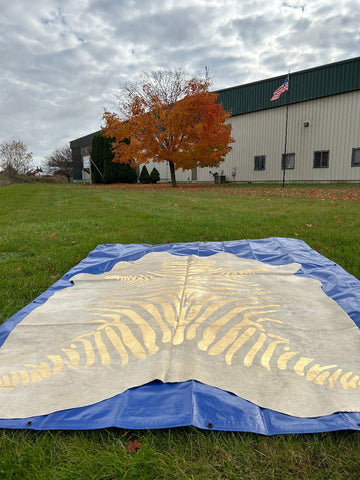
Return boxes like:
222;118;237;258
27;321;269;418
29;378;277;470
70;56;360;184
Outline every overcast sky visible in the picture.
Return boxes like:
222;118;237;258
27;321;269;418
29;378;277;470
1;0;359;166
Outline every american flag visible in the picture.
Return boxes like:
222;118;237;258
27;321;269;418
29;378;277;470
270;75;289;101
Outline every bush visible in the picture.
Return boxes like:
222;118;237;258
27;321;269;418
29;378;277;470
91;134;107;184
150;167;160;184
139;165;151;184
115;163;137;183
91;134;137;184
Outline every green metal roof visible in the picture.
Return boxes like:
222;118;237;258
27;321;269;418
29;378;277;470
69;131;101;149
216;56;360;116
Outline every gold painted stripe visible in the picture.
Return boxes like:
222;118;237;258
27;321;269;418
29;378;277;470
188;281;258;289
328;368;343;387
143;295;178;327
198;306;279;351
24;362;52;378
182;294;223;324
105;327;128;366
29;370;42;382
187;299;261;342
3;372;19;389
10;371;19;386
277;350;300;370
293;357;314;376
2;374;17;389
207;312;283;357
60;348;81;368
340;372;360;390
224;327;256;365
306;364;338;382
104;274;151;281
94;308;158;355
208;331;240;356
2;375;10;388
189;303;254;345
89;313;147;360
94;331;111;366
243;333;267;367
111;322;147;359
19;369;30;387
261;338;289;371
257;316;284;326
221;267;271;277
123;300;172;343
175;296;227;345
186;285;264;296
313;371;330;385
47;354;64;374
69;337;96;368
93;314;147;359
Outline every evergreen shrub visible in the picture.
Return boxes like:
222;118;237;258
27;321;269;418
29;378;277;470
91;134;137;184
150;167;160;183
139;165;151;184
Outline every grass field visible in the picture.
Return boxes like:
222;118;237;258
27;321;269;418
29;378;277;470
1;182;360;479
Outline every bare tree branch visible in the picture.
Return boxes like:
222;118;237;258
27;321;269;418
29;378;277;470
45;145;73;182
0;140;33;175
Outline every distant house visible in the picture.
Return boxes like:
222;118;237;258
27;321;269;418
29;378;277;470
70;56;360;184
27;167;44;177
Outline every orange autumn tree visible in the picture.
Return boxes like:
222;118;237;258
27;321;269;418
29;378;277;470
103;69;234;187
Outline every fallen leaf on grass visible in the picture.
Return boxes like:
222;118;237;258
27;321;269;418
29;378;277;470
125;439;142;453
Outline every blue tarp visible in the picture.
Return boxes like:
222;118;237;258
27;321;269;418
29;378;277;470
1;237;360;434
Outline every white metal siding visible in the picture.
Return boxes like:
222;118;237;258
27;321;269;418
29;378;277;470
220;90;360;183
150;90;360;184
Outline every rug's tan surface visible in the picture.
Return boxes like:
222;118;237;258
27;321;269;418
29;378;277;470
1;252;360;418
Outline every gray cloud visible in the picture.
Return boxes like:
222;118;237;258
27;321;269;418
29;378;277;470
0;0;358;165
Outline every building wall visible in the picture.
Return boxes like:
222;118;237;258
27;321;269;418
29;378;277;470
70;131;100;182
223;90;360;183
149;90;360;184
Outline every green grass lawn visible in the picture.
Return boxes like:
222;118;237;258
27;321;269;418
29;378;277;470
1;182;360;479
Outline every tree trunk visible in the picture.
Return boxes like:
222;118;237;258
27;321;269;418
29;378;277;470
169;160;177;187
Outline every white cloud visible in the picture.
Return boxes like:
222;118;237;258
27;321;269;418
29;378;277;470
0;0;359;164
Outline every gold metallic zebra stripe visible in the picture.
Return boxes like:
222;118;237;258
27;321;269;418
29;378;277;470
1;254;360;397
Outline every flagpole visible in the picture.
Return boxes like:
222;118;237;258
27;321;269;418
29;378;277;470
270;73;290;186
282;72;290;188
282;104;289;187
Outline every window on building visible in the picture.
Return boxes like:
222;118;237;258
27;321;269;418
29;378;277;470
281;153;295;170
314;150;329;168
351;148;360;167
254;155;266;171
